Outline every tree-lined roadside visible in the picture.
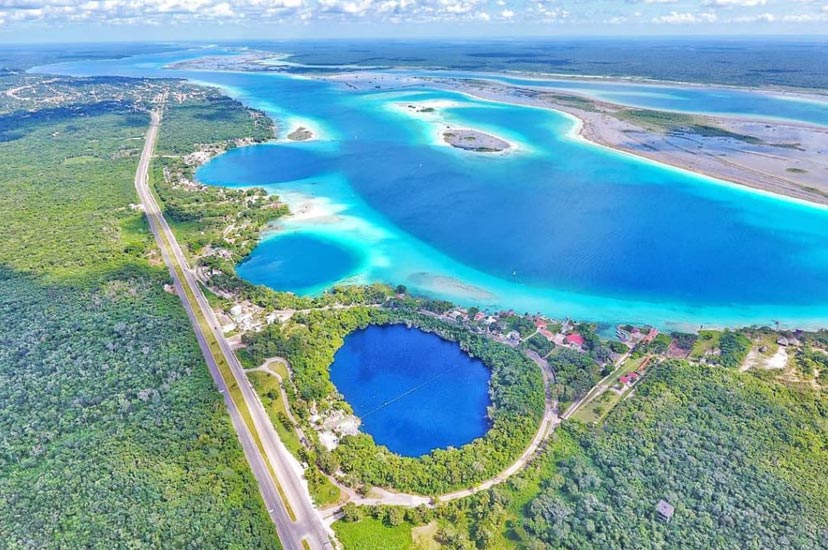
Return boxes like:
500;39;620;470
135;108;333;550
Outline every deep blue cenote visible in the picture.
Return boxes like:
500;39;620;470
329;325;492;457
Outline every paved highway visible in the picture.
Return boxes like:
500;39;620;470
135;108;333;550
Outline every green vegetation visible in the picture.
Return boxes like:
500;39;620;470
616;109;763;144
670;331;698;352
248;370;305;457
0;76;279;547
690;329;723;359
334;517;414;550
382;349;828;550
570;355;646;426
523;332;556;356
631;332;672;358
502;314;536;337
151;91;287;270
524;361;828;548
243;303;546;495
793;346;828;382
158;94;273;154
715;330;752;368
142;83;542;499
533;90;599;112
548;349;603;409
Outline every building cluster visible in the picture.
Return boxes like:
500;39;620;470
616;325;659;345
220;303;265;334
442;308;598;353
613;356;652;393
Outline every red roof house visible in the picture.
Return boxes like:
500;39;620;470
566;333;586;347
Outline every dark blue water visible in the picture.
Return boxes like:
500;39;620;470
34;49;828;327
237;233;361;294
193;74;828;310
329;325;491;457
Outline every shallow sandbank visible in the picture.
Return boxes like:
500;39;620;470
328;72;828;206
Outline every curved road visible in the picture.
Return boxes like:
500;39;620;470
262;341;561;516
136;108;333;550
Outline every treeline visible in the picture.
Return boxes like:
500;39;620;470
548;349;605;409
158;92;274;154
524;360;828;549
714;330;751;368
0;83;279;547
243;303;545;495
152;94;286;269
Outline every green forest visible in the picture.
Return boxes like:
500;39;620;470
524;360;828;549
7;69;828;550
0;75;279;548
335;359;828;550
243;302;546;495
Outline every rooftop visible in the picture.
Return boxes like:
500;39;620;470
656;499;675;521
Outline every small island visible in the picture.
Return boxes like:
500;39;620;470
287;126;314;141
443;126;511;153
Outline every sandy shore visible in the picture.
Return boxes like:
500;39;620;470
328;72;828;206
392;100;518;154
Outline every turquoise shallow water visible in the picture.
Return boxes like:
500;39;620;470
329;325;491;457
34;48;828;329
237;233;362;296
408;70;828;127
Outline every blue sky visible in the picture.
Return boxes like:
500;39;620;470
1;0;827;42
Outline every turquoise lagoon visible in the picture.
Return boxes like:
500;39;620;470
409;70;828;127
35;49;828;329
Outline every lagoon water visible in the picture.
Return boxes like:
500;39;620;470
410;70;828;127
35;47;828;329
329;325;491;457
237;233;362;296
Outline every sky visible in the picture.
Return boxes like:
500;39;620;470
0;0;827;42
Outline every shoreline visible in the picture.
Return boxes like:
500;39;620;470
165;49;828;101
558;110;828;212
390;100;520;154
185;72;828;331
419;68;828;104
331;72;828;208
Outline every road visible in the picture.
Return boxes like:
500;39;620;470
561;351;632;420
136;109;333;550
313;329;561;513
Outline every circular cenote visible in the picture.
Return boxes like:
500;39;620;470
330;324;492;457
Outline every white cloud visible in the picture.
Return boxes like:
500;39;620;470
703;0;766;6
652;10;718;23
0;0;827;28
732;12;775;22
782;12;828;21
